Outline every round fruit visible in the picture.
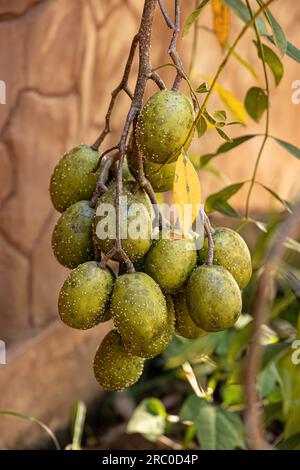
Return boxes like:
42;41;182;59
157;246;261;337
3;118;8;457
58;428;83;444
52;200;95;269
93;330;144;391
58;261;114;329
127;146;176;193
173;292;207;339
137;90;194;164
93;181;153;263
50;145;100;213
143;233;197;293
199;227;252;289
186;265;242;332
125;293;175;359
111;272;169;358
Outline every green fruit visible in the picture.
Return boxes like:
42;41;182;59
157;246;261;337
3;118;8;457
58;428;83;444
173;292;207;339
50;145;100;213
137;90;194;164
127;146;176;193
93;182;153;263
186;265;242;332
111;272;169;358
143;234;197;293
58;261;114;329
93;330;144;391
52;200;94;269
199;227;252;289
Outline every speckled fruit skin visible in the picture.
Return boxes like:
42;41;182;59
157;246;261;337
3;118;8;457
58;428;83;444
93;182;153;263
137;90;194;164
199;227;252;289
186;265;242;332
124;293;175;359
173;292;207;339
93;330;144;391
143;235;197;293
58;261;114;329
127;146;176;193
52;200;95;269
50;145;100;213
111;272;169;358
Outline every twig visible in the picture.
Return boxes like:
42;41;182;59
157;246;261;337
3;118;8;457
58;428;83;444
148;70;166;90
92;146;119;173
89;151;119;208
244;0;270;219
204;213;214;266
243;205;300;450
158;0;174;29
91;33;139;150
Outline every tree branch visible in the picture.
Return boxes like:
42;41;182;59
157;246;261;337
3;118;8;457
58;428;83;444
244;205;300;450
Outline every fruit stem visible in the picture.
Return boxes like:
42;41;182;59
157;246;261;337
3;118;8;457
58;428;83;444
204;214;214;266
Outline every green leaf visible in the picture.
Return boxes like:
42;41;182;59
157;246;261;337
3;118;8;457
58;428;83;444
200;134;257;166
216;127;232;142
196;115;207;138
205;182;244;213
183;0;210;36
223;0;267;35
180;396;246;450
256;0;287;55
212;199;240;217
255;181;292;212
245;86;268;122
0;410;61;450
195;82;210;93
127;398;167;442
214;109;227;123
258;362;280;399
254;41;284;86
266;35;300;63
222;384;244;406
206;78;248;124
272;137;300;159
277;433;300;450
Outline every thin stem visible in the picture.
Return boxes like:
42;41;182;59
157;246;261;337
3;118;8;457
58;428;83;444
91;33;139;150
204;214;214;266
183;0;277;147
188;0;199;80
89;151;119;208
244;0;270;219
148;70;167;89
158;0;174;29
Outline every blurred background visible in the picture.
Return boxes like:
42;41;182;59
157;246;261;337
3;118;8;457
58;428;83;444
0;0;299;449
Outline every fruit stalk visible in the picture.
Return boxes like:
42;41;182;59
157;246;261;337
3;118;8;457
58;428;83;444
204;213;214;266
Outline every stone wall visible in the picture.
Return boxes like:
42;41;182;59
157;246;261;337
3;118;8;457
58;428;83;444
0;0;299;449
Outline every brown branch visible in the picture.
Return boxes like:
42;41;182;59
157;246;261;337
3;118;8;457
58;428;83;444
204;214;214;266
169;0;184;91
89;151;119;208
91;33;140;150
244;206;300;450
158;0;174;29
148;70;166;90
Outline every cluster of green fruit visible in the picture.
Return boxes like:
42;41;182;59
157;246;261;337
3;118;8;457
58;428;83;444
49;90;252;392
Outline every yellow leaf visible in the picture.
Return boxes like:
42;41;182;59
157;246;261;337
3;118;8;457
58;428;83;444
173;152;201;236
202;75;247;125
211;0;231;49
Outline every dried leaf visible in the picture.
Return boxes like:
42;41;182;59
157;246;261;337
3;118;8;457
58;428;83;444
212;0;231;49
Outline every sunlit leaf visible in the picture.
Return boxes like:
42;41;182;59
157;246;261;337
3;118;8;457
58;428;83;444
183;0;210;36
211;0;231;49
196;115;208;138
254;41;284;86
173;151;202;235
256;0;287;55
216;127;233;142
127;398;167;442
204;77;247;124
245;86;268;122
232;48;260;81
195;82;210;93
70;400;87;451
205;182;244;214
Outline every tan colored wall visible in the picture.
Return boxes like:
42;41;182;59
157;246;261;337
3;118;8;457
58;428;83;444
0;0;299;448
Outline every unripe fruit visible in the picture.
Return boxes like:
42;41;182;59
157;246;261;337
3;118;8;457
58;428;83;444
52;200;94;269
173;292;207;339
50;145;100;213
111;272;169;358
93;330;144;391
93;182;153;263
137;90;194;164
199;227;252;289
58;261;114;329
143;234;197;293
127;146;176;193
186;265;242;332
125;293;175;359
